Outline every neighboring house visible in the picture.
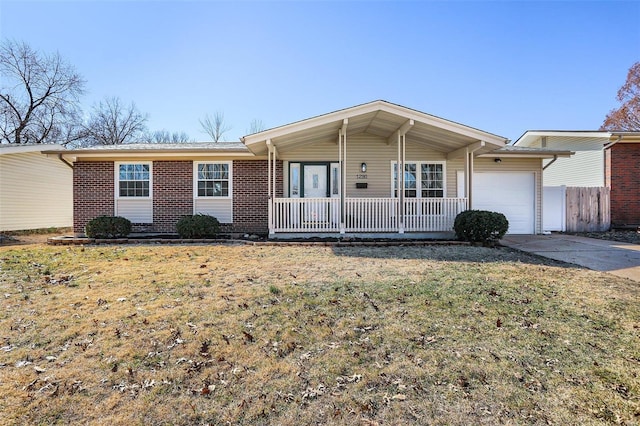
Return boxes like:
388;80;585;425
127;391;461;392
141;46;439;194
513;131;607;231
605;132;640;227
513;131;608;187
49;101;570;238
0;144;73;231
515;131;640;230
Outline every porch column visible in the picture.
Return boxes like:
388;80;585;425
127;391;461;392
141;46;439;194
339;119;348;234
267;139;275;236
397;132;404;233
394;119;413;234
467;141;484;210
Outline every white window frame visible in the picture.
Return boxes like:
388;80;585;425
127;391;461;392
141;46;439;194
115;162;153;199
193;161;232;199
391;161;446;198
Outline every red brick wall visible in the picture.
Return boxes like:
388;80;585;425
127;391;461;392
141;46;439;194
153;161;193;233
73;161;114;235
609;143;640;226
232;160;282;234
73;159;282;236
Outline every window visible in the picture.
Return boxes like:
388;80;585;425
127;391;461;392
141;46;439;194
118;163;151;197
195;162;231;197
393;162;444;198
421;163;444;197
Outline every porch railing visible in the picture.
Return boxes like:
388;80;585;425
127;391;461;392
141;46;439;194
271;197;468;233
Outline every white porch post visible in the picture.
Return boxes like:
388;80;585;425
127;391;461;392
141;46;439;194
464;147;470;209
467;141;485;210
266;139;275;236
339;119;348;234
393;119;413;234
398;132;404;234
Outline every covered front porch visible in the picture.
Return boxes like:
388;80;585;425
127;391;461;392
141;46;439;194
241;101;509;237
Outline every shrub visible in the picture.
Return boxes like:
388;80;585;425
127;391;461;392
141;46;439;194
176;214;220;238
453;210;509;244
85;216;132;239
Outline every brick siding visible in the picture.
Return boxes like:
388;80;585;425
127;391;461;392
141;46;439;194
608;143;640;226
73;159;282;236
153;161;193;233
232;160;282;234
73;161;114;235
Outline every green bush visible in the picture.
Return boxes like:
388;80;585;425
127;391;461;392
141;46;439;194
176;214;220;238
85;216;132;239
453;210;509;244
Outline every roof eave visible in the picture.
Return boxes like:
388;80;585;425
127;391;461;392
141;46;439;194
242;100;508;150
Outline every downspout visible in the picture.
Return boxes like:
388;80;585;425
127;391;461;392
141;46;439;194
58;153;74;169
604;135;622;150
603;135;622;189
542;155;558;171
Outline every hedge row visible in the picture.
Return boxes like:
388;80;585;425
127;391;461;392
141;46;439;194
85;214;220;239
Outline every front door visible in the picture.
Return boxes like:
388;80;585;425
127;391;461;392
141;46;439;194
303;165;328;197
303;164;328;222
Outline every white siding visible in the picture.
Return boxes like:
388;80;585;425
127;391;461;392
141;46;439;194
523;136;606;187
194;198;233;223
280;134;448;198
543;150;604;186
0;151;73;231
114;199;153;223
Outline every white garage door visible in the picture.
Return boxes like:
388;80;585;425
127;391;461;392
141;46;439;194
472;172;535;234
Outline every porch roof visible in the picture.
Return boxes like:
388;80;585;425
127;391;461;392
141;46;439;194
241;100;509;156
477;145;574;159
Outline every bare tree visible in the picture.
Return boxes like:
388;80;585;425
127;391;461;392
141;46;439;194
84;97;148;145
150;129;192;143
0;39;85;144
601;61;640;131
199;111;231;142
246;118;266;134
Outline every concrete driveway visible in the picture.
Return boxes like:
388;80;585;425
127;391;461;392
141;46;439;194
500;233;640;282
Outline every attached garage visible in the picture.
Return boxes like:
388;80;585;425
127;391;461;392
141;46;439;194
472;172;536;234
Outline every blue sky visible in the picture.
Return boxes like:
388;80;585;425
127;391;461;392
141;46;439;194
1;0;638;142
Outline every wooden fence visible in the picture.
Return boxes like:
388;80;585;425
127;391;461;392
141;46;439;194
565;187;610;232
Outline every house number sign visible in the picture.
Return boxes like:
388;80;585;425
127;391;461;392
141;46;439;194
356;174;368;180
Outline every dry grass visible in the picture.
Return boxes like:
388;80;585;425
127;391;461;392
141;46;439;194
0;242;638;425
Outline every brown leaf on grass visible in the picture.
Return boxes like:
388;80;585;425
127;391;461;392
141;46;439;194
200;340;210;357
243;331;254;343
23;379;38;391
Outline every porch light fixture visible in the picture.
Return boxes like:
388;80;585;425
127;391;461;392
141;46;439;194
494;158;502;163
361;162;367;172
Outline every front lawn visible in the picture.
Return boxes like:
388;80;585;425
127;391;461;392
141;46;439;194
0;243;638;425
